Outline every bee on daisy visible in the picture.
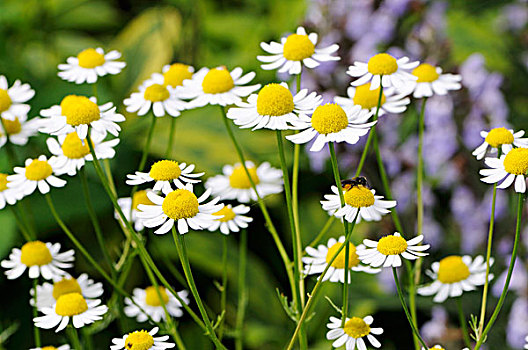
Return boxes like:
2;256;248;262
31;345;70;350
404;63;462;98
0;173;23;208
333;84;410;117
124;286;189;322
0;115;42;148
472;127;528;160
257;26;340;75
116;190;155;231
58;48;126;84
326;315;383;349
480;147;528;193
209;204;253;235
7;155;67;196
110;327;175;350
152;62;195;89
0;75;35;121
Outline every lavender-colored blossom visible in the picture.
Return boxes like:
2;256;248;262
421;306;448;343
506;297;528;349
492;256;527;297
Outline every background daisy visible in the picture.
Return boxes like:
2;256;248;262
0;75;35;121
111;327;175;350
357;233;429;268
208;204;253;235
473;127;528;160
480;147;528;192
116;190;155;231
58;48;126;84
124;287;189;322
0;115;42;147
8;155;66;196
405;63;462;98
326;315;383;349
334;84;410;117
0;173;23;208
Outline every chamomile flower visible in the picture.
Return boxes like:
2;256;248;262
123;74;187;117
58;48;126;84
7;155;66;196
126;160;204;193
111;327;175;350
405;63;462;98
480;147;528;193
178;66;260;107
47;131;119;176
226;82;322;130
151;63;195;89
136;184;222;235
205;161;283;203
0;115;42;147
357;232;429;268
257;26;340;75
124;287;189;322
31;345;70;350
116;190;156;231
326;315;383;349
472;127;528;160
0;173;23;208
0;75;35;121
31;273;104;310
525;335;528;349
286;103;375;152
422;346;446;350
321;185;396;223
39;95;125;139
303;236;380;283
334;84;410;117
347;53;419;91
208;204;253;235
1;241;74;280
34;293;108;332
418;255;491;303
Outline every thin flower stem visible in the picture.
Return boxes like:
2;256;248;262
235;229;248;350
172;327;187;350
102;159;117;196
474;192;524;350
68;325;82;350
456;297;472;348
166;116;177;158
10;206;33;241
304;216;335;253
218;234;228;341
138;113;157;173
32;278;41;347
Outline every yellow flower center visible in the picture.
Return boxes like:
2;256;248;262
55;292;88;316
376;235;408;255
1;117;21;135
0;173;8;191
61;132;90;159
60;95;100;126
162;189;199;220
352;84;386;109
437;256;470;284
325;242;359;268
149;160;181;181
25;159;53;181
412;63;439;83
283;34;315;61
0;89;12;113
144;84;170;102
77;48;105;69
367;53;398;75
485;127;514;148
163;63;193;87
213;205;236;222
256;83;295;116
343;185;375;208
504;148;528;175
144;286;170;306
229;165;260;189
41;347;59;350
202;67;234;94
343;317;371;338
53;278;82;300
310;103;348;135
429;346;445;350
20;241;53;267
132;190;154;211
124;330;155;350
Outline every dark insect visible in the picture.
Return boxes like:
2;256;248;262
341;176;370;191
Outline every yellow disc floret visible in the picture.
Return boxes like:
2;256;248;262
163;63;193;87
0;173;8;191
132;190;154;211
162;189;199;220
53;278;82;300
55;292;88;316
60;95;100;126
256;83;295;116
412;63;439;83
213;205;236;222
229;165;260;189
41;347;59;350
144;84;170;102
343;317;371;338
485;127;514;148
0;89;12;113
429;346;445;350
353;84;386;109
20;241;53;267
149;160;181;181
202;67;234;94
61;132;90;159
376;235;408;255
344;185;375;208
144;286;170;306
2;117;21;135
437;256;470;284
25;159;53;181
283;34;315;61
77;48;105;69
310;103;348;135
367;53;398;75
124;330;155;350
504;148;528;175
326;242;360;268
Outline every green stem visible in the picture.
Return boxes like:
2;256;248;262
33;279;40;347
10;206;32;241
166;116;177;158
218;234;228;341
304;216;335;253
67;325;82;350
172;327;187;350
102;159;117;196
138;113;157;173
235;229;248;350
456;297;471;348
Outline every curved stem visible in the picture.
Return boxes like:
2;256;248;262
218;234;228;341
304;216;335;253
10;206;33;241
138;113;157;173
235;229;248;350
67;325;82;350
166;116;177;158
456;297;471;348
33;279;41;347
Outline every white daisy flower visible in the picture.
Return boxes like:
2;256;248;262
480;147;528;193
47;131;119;176
347;53;419;91
334;84;410;117
30;273;104;310
257;26;340;75
205;161;283;203
357;232;430;268
405;63;462;98
31;345;70;350
124;286;189;323
0;173;23;208
151;63;195;89
326;315;383;349
7;155;67;196
39;95;125;139
123;74;187;117
1;241;74;280
303;236;380;283
208;204;253;235
418;255;492;303
0;75;35;121
226;82;322;130
472;127;528;160
58;48;126;84
286;103;375;152
33;292;108;332
321;185;396;223
111;327;175;350
136;184;222;235
525;335;528;349
422;346;446;350
0;115;42;147
178;66;260;107
126;160;204;193
116;190;156;231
